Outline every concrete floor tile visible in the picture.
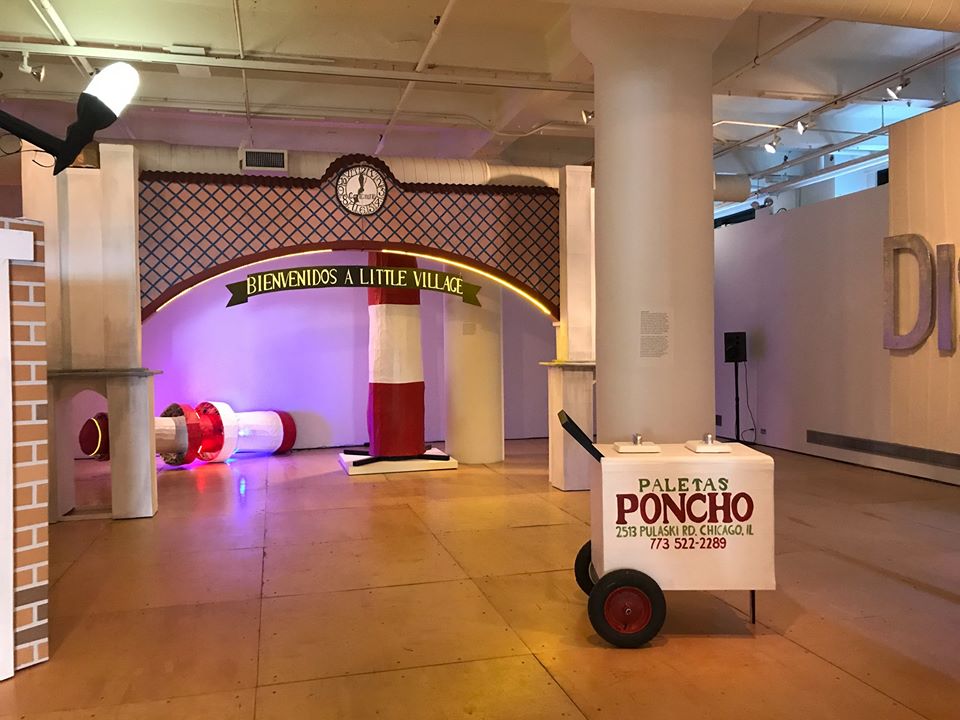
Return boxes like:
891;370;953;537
537;489;591;523
538;633;926;720
5;690;255;719
82;512;266;560
408;494;582;532
0;601;260;715
263;533;466;596
264;505;429;546
258;581;527;684
437;523;588;577
50;547;264;616
255;657;585;720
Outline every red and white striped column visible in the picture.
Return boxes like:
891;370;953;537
367;251;425;457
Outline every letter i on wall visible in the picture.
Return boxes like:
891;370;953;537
367;252;426;456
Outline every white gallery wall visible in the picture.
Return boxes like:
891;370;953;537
715;167;957;484
715;186;892;470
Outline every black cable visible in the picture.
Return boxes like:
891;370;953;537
0;132;54;167
739;361;758;442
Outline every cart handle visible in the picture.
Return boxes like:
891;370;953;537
558;410;604;463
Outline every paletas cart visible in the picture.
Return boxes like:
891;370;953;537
559;412;775;648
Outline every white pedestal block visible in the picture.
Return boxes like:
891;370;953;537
544;361;595;491
338;447;458;476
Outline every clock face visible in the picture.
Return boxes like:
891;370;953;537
336;165;387;216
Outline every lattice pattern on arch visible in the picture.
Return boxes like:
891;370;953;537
139;166;560;313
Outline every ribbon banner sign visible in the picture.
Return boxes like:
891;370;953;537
226;265;482;308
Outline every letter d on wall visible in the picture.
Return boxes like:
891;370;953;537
883;234;935;350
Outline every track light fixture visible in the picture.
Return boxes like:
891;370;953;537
886;76;910;100
581;109;595;125
0;61;139;174
17;52;45;83
796;118;809;135
763;135;780;154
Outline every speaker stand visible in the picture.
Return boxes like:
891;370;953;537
733;360;741;443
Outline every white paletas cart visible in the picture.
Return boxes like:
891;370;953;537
560;412;775;648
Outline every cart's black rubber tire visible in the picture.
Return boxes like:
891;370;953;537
574;541;598;595
587;569;666;648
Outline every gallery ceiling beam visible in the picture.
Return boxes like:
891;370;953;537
0;41;595;95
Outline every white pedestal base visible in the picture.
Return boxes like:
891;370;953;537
338;447;458;476
543;361;596;492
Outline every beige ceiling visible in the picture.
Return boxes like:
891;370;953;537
0;0;957;172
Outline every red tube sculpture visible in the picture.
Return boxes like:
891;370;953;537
78;401;296;465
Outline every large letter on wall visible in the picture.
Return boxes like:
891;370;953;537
936;244;956;353
883;234;934;350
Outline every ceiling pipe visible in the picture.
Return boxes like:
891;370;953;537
376;0;460;156
35;0;94;75
714;39;960;158
714;17;830;87
749;128;889;180
0;41;594;94
756;150;888;196
24;0;89;77
714;174;751;201
231;0;253;145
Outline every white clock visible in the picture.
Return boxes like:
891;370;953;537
336;165;387;215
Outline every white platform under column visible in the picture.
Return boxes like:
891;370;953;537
338;447;458;476
543;361;595;491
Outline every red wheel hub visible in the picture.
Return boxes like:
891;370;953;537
603;587;652;634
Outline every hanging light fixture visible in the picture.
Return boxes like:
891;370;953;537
763;134;780;154
17;52;44;83
886;76;910;100
0;61;140;174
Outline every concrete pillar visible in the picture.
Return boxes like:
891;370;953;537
572;8;728;443
443;274;503;464
100;145;144;368
57;168;106;369
545;165;597;490
107;375;157;518
558;166;596;362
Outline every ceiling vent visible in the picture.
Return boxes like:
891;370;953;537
239;148;288;176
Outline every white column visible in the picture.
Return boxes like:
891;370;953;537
558;165;595;362
107;375;158;518
443;275;503;464
572;8;728;444
546;165;597;490
56;168;105;370
99;144;144;368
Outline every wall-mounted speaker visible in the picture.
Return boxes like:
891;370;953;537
724;331;747;364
